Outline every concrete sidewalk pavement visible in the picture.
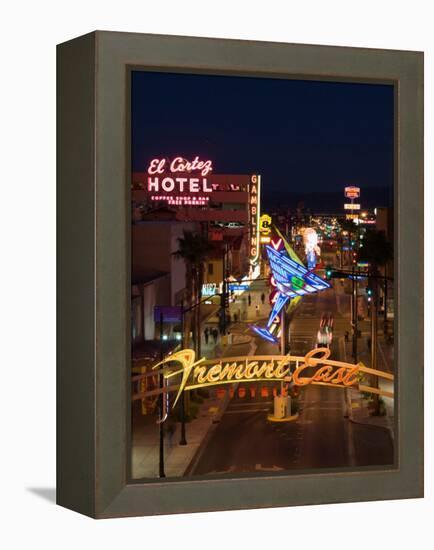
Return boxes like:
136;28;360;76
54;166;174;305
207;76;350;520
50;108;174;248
131;334;256;479
341;337;395;438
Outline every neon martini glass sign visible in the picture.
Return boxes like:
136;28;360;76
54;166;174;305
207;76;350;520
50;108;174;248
251;238;330;343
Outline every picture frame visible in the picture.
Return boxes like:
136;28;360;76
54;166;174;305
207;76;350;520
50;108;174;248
57;30;423;518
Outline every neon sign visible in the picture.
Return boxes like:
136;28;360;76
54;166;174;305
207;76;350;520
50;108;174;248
259;214;272;236
146;156;214;201
303;227;320;270
249;175;261;265
344;186;360;199
148;157;213;176
201;283;217;297
133;347;394;422
251;242;330;342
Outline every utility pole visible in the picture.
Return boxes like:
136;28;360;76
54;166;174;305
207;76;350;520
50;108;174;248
350;266;358;362
179;301;187;445
280;306;287;356
371;278;379;413
221;243;228;335
352;268;358;363
196;279;201;358
383;267;388;335
158;312;165;478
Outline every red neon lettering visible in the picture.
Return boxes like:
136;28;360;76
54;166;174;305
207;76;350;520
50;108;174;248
271;238;282;251
189;178;200;192
161;178;175;192
176;177;187;192
148;177;159;192
170;156;213;176
148;158;165;175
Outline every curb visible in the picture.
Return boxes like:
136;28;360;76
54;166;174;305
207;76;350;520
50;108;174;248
267;413;299;423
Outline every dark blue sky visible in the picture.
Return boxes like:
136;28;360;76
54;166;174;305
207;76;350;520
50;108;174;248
131;71;394;210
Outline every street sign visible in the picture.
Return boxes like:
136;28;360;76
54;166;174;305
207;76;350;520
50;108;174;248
229;284;249;291
154;306;182;323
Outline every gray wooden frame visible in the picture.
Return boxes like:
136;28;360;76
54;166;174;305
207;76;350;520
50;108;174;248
57;31;423;518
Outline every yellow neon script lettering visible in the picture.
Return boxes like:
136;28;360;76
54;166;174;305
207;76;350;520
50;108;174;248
154;347;363;407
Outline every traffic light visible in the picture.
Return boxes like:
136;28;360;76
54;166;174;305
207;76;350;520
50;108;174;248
366;287;372;302
220;292;229;309
325;266;333;280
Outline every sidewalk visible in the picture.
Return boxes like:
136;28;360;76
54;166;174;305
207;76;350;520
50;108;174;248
348;390;395;438
341;337;395;438
131;332;256;479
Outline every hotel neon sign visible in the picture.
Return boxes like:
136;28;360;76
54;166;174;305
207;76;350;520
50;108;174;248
133;347;394;422
146;156;214;204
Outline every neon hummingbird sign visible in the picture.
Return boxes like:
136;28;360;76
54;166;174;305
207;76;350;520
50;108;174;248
251;238;331;343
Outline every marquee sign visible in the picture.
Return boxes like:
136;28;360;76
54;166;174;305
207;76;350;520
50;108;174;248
249;175;261;265
146;156;214;205
133;347;394;422
344;186;360;199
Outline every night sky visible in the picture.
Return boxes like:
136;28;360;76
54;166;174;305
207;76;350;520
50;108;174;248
131;71;394;211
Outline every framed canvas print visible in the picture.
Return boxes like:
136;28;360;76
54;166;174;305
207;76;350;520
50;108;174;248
57;31;423;518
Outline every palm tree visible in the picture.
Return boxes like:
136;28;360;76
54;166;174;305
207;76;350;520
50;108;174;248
358;228;393;414
173;230;210;356
358;229;393;269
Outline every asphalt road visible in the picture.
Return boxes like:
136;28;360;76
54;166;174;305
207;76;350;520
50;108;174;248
191;279;394;476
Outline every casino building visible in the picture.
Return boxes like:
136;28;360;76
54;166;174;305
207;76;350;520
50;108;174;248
131;156;262;351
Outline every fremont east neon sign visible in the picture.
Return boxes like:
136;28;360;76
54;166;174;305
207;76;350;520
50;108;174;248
144;347;394;417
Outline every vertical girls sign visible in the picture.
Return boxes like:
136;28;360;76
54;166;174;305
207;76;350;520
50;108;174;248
249;174;261;265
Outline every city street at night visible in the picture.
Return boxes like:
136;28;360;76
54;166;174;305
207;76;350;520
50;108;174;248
190;277;394;476
130;70;396;480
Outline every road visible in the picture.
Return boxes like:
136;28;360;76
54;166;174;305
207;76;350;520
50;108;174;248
191;274;394;475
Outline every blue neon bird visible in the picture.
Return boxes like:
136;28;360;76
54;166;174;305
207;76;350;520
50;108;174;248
251;244;331;343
